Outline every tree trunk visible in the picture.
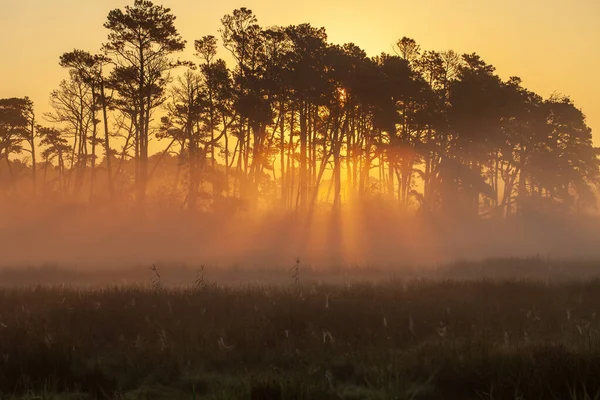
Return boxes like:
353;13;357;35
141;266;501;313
299;100;308;210
137;46;147;211
90;88;98;200
100;80;115;200
28;114;36;197
279;101;286;206
332;110;347;211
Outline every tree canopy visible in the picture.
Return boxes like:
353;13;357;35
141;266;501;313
0;1;598;222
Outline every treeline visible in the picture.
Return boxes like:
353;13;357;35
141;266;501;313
1;0;598;218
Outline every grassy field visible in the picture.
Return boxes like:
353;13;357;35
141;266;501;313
3;259;600;399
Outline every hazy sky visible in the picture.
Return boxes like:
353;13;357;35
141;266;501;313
1;0;598;144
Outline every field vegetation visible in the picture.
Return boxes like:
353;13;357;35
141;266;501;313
3;259;600;399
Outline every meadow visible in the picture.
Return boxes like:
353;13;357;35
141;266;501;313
3;258;600;399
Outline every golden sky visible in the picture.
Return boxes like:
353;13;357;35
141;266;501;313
1;0;599;145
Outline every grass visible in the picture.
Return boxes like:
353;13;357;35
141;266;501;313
3;259;600;398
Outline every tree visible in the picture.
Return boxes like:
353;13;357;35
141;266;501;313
376;51;425;208
37;126;70;192
284;24;329;210
60;50;103;198
220;8;275;207
195;42;236;197
103;0;186;207
206;64;236;183
159;70;204;212
522;96;600;214
446;53;507;217
0;98;32;181
46;73;94;195
60;50;116;199
195;36;219;167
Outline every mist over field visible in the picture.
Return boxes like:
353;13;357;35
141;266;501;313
2;200;600;271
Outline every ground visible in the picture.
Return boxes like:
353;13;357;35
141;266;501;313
2;258;600;399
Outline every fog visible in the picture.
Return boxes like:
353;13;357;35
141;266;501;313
2;199;600;273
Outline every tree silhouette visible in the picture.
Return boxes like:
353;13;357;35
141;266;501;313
46;72;94;196
60;50;116;200
1;0;597;222
37;126;70;193
0;98;33;181
103;0;185;208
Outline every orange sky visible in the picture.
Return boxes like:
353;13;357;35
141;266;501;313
1;0;599;146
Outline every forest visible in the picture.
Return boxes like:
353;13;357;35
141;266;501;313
1;0;598;222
